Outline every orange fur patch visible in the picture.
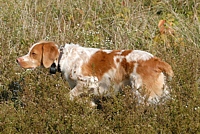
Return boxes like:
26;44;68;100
137;57;173;96
81;50;133;80
114;58;135;83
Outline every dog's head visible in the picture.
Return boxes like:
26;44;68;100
17;41;59;69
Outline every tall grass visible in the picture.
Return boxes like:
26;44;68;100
0;0;199;133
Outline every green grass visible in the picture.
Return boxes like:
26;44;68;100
0;0;200;133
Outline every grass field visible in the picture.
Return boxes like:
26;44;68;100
0;0;200;133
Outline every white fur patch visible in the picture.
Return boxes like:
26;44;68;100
126;50;153;62
130;63;143;89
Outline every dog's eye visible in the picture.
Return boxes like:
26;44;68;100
31;52;36;56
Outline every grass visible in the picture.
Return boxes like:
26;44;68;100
0;0;200;133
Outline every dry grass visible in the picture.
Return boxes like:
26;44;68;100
0;0;200;133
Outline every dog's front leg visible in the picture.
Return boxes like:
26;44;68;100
69;82;85;101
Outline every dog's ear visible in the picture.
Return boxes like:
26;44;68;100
42;42;59;68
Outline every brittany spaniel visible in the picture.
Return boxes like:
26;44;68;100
17;41;173;105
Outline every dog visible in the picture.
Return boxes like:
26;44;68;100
17;41;173;105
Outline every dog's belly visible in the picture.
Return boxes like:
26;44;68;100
91;77;132;96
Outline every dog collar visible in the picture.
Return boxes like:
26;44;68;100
50;46;63;74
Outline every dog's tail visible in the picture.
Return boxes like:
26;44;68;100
156;58;174;79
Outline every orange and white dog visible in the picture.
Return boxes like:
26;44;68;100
17;41;173;105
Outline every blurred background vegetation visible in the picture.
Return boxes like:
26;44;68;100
0;0;199;133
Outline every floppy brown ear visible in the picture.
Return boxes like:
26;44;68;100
42;42;59;68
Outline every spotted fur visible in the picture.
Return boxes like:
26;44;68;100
17;41;174;105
